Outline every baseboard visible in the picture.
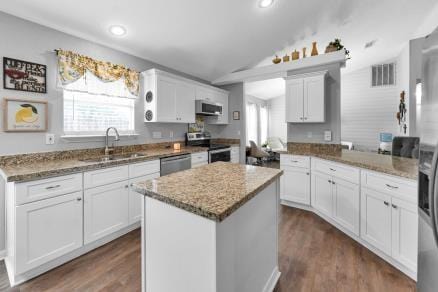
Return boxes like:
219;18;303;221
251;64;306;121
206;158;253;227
263;266;281;292
7;222;140;287
281;200;417;281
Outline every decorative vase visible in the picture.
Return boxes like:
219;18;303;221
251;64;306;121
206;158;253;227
272;55;281;64
325;44;337;53
291;50;300;60
311;42;318;56
283;54;290;62
302;47;307;58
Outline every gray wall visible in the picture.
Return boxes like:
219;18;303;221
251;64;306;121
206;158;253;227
0;11;210;156
287;63;342;144
267;95;287;143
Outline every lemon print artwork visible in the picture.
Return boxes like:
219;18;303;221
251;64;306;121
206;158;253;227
15;104;39;124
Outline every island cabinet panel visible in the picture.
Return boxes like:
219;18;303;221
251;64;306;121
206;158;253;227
331;177;360;236
230;146;240;163
360;188;392;256
128;173;159;224
280;166;310;205
84;181;129;244
15;191;83;274
311;171;333;217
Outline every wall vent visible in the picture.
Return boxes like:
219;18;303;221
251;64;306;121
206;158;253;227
371;63;396;87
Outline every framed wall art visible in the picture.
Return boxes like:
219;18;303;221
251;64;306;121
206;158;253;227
3;98;48;132
3;57;47;93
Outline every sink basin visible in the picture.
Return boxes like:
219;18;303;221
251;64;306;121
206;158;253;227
80;153;146;163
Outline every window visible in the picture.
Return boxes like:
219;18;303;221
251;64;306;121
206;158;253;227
62;71;136;136
260;106;268;145
246;103;258;146
371;63;396;87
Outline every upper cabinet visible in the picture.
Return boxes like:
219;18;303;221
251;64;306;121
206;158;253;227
142;69;228;124
285;71;326;123
195;86;229;125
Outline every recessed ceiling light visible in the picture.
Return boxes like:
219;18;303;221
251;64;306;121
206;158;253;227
259;0;274;8
109;25;127;36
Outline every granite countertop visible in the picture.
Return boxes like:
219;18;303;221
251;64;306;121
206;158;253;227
0;147;208;183
132;162;283;222
278;149;418;180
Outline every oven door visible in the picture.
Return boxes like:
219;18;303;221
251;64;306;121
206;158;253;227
209;149;231;163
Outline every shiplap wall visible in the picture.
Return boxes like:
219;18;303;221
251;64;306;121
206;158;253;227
267;95;287;143
341;64;401;151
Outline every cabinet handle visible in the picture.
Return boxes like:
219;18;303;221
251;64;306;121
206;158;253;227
384;201;389;206
385;184;398;189
329;168;336;172
46;184;61;190
291;160;299;163
392;204;398;209
76;197;82;201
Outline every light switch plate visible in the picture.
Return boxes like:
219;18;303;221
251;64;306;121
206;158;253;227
169;131;174;138
152;132;162;139
324;130;332;141
45;133;55;145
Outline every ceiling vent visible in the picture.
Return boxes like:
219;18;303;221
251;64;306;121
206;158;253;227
371;63;396;87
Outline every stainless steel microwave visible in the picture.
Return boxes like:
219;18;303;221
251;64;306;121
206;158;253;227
195;100;223;116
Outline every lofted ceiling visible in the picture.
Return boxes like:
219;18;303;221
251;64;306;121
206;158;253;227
1;0;438;91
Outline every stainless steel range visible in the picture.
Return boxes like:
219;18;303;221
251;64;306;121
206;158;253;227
186;132;231;163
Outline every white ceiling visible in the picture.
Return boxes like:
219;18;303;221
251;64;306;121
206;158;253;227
245;78;285;100
1;0;438;90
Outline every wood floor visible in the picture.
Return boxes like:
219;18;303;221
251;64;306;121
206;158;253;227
0;207;415;292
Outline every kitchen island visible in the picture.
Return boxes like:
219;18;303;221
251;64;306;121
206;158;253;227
132;162;283;292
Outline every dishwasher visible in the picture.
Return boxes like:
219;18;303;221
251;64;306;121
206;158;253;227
160;154;192;176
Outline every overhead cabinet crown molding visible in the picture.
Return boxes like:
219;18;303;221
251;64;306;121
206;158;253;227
142;69;229;124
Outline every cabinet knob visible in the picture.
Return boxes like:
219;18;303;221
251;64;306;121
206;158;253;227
125;185;129;188
300;117;304;120
328;179;332;183
76;197;82;201
306;172;310;175
384;201;389;206
332;181;335;185
392;204;398;209
130;183;134;187
304;117;308;120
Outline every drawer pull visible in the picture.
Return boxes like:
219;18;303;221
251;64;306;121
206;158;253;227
329;168;336;172
392;204;398;209
46;184;61;190
291;160;299;163
384;201;389;206
385;184;399;189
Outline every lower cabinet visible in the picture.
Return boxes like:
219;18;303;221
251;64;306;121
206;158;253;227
129;173;159;224
361;187;418;271
280;166;310;205
15;191;83;274
311;171;333;217
84;181;129;244
332;178;360;236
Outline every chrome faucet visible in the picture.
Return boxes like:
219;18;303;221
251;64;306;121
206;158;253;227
105;127;120;156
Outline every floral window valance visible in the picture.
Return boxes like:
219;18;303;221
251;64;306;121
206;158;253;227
56;49;140;97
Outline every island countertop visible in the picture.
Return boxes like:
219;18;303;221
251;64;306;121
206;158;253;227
132;162;283;222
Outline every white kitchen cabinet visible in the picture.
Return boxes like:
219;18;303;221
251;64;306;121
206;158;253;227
84;181;129;244
129;173;159;224
280;166;310;205
391;197;418;272
143;69;196;123
191;152;209;168
332;177;360;235
15;192;83;274
360;188;392;256
84;165;129;189
199;87;229;125
311;171;333;217
285;71;326;123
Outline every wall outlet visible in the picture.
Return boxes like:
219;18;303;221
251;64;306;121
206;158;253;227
307;132;313;138
324;130;332;142
45;133;55;145
152;132;162;139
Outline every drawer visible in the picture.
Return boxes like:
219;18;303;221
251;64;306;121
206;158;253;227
312;158;360;184
15;173;83;205
192;161;208;168
280;154;310;168
129;160;160;178
84;165;129;189
361;170;418;204
191;152;208;164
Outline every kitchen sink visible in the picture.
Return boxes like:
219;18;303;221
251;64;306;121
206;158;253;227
80;153;146;163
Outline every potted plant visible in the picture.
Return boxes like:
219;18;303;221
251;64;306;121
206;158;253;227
325;38;351;59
